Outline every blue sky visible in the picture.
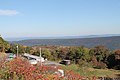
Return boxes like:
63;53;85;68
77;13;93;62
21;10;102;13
0;0;120;38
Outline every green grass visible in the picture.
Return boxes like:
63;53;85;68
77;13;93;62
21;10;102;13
61;64;120;78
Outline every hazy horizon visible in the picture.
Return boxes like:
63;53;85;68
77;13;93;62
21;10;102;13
3;34;120;41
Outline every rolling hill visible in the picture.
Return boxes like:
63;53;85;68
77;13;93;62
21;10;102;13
10;36;120;50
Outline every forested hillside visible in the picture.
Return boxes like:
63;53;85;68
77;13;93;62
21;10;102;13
0;36;10;52
11;36;120;50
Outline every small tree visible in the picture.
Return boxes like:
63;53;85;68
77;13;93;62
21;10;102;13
42;49;52;60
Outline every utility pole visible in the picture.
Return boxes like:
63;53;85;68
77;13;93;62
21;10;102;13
2;43;4;52
17;45;18;57
40;48;42;66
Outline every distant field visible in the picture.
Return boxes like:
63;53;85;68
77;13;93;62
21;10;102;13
11;36;120;50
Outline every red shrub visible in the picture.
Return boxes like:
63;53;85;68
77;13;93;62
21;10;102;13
65;70;82;80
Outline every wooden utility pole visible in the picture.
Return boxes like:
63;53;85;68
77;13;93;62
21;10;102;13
40;48;42;66
2;43;4;52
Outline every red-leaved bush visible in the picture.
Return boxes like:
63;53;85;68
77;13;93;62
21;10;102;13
8;57;45;80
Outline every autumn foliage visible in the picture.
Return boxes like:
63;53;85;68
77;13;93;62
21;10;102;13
0;56;88;80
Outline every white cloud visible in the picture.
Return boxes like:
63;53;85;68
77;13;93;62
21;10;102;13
0;9;19;16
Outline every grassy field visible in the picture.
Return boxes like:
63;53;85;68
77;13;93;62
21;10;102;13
61;64;120;78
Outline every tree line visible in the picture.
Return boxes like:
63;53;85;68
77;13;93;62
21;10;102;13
6;44;120;70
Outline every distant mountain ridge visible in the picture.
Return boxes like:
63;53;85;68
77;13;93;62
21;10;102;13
6;34;120;41
10;36;120;50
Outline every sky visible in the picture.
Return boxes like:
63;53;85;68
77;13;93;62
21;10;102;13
0;0;120;38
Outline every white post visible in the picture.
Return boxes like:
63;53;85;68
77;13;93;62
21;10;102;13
40;48;42;66
17;45;18;57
